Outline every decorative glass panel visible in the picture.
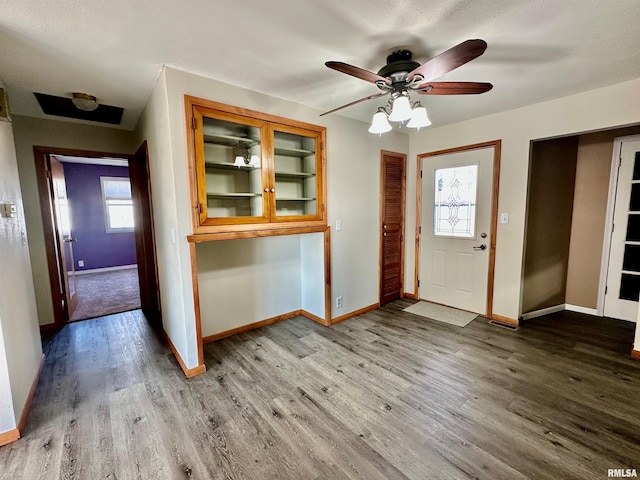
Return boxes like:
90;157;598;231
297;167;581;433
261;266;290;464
630;184;640;212
433;164;478;238
626;214;640;241
202;116;263;218
633;152;640;181
619;273;640;301
622;244;640;272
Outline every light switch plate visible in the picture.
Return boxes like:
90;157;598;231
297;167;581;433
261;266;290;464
1;203;17;218
500;213;509;224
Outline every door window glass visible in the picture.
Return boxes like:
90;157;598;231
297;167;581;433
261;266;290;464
433;164;478;238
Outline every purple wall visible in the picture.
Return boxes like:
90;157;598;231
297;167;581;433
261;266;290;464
63;162;137;271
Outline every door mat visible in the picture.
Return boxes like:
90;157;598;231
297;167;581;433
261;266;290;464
403;301;477;327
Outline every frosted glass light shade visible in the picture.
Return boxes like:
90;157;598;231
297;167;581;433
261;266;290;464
234;155;246;167
368;111;392;134
388;95;413;122
72;93;98;111
407;106;432;129
249;155;261;167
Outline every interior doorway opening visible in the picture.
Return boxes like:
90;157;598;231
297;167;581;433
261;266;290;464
521;124;640;322
34;144;161;330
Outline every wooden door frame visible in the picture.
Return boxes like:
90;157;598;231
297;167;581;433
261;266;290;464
379;150;407;304
132;141;162;329
34;145;155;328
414;140;501;318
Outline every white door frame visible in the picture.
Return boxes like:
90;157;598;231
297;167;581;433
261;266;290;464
414;140;501;319
597;134;640;316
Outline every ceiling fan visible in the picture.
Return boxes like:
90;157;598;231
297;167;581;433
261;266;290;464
320;39;493;133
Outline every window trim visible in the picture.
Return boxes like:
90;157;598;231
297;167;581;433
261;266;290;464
100;176;134;233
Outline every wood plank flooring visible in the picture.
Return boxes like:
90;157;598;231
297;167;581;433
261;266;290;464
1;300;639;479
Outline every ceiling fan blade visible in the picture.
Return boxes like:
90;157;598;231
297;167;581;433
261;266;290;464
325;61;391;85
417;81;493;95
319;92;389;116
407;39;488;83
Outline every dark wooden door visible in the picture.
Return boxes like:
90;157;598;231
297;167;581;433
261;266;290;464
49;156;79;319
380;152;406;304
130;141;162;329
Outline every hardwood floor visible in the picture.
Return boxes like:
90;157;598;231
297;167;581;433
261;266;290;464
1;300;639;479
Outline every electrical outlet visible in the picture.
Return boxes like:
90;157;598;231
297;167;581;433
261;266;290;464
336;296;343;309
78;260;84;267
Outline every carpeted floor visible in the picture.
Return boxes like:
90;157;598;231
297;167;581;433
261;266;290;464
70;268;141;321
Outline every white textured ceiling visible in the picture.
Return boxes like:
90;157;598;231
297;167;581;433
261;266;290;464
1;1;640;131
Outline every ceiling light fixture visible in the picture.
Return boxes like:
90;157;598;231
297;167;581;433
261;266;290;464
368;91;432;135
233;144;261;168
71;92;99;112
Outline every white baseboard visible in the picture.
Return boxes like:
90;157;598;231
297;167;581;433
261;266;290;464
72;264;137;276
521;304;565;321
522;303;603;321
565;304;598;316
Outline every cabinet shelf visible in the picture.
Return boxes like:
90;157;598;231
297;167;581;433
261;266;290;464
204;133;259;146
207;192;261;198
205;161;259;171
274;171;314;178
276;197;316;201
274;147;315;157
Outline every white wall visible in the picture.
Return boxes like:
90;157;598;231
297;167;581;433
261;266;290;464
300;232;326;319
197;236;303;336
133;70;192;365
12;115;133;325
134;66;408;368
0;84;43;435
407;77;640;320
0;320;15;433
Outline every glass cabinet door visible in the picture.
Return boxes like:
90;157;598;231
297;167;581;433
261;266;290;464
195;109;269;224
271;125;323;220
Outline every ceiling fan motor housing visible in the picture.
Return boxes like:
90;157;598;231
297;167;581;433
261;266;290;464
377;50;420;84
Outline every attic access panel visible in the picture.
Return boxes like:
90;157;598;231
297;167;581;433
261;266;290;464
34;92;123;125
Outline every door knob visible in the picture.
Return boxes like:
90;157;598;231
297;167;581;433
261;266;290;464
383;232;387;236
383;224;387;229
473;244;487;251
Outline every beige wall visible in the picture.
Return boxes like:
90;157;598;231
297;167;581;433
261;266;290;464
566;126;640;309
522;137;578;313
407;77;640;320
0;83;43;434
135;66;409;368
12;115;134;325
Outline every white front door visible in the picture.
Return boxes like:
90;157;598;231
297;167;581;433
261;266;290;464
604;139;640;322
419;146;494;314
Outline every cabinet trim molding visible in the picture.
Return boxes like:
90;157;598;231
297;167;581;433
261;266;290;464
185;95;327;237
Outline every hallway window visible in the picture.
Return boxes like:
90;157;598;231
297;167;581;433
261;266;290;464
101;177;134;232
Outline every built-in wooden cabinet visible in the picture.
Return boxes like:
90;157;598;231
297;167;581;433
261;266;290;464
186;96;327;238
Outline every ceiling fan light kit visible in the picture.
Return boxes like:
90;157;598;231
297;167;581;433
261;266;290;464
388;93;413;122
368;109;392;134
322;39;492;134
